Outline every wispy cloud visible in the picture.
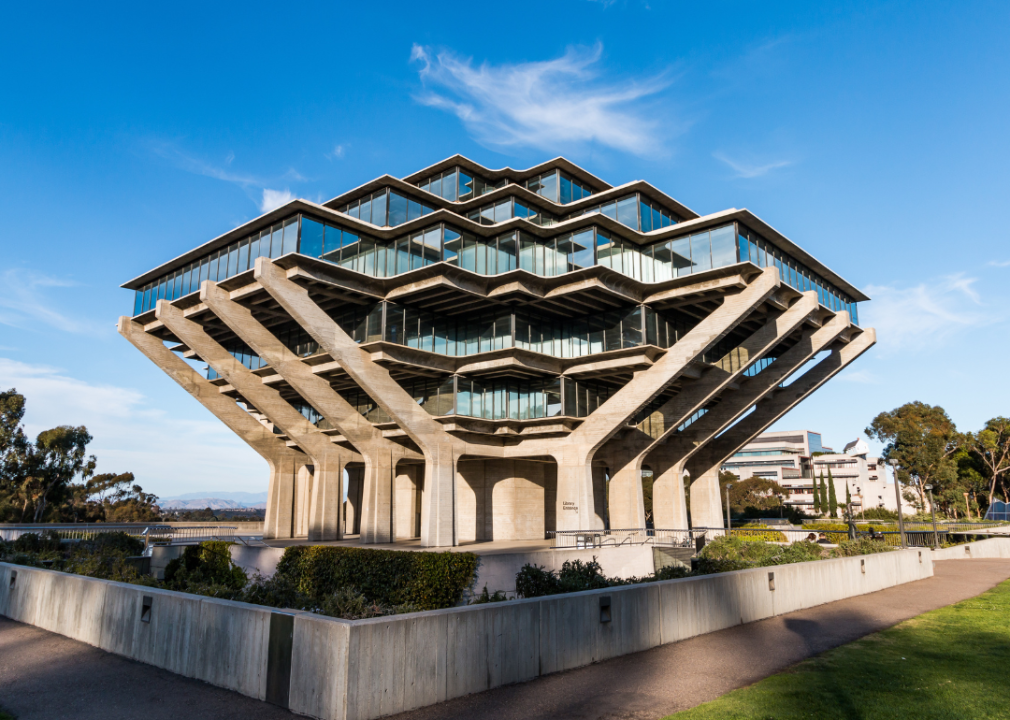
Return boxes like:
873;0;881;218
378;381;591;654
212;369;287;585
987;259;1010;267
0;270;99;334
410;43;675;155
327;144;347;160
0;357;267;498
713;152;791;178
862;272;996;353
149;141;298;215
260;189;294;213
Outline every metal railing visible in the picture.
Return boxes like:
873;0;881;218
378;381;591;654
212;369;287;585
547;524;1001;549
0;524;239;548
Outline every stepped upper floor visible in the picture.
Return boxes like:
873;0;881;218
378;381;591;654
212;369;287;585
123;155;868;324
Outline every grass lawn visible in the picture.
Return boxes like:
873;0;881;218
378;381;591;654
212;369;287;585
667;578;1010;720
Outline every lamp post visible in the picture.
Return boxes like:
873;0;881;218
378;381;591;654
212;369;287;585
725;483;733;535
925;484;940;549
890;459;907;549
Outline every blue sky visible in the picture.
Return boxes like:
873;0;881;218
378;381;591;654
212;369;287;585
1;0;1008;497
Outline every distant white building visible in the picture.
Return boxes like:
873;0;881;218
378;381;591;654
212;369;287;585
722;430;915;516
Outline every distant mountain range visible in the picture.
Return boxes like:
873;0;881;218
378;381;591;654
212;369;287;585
159;491;268;510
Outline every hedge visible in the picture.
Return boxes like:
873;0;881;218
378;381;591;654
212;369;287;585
275;545;478;610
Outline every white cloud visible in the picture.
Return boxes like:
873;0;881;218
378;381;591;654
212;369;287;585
0;270;100;335
713;152;791;178
836;369;879;384
0;357;267;499
988;259;1010;267
410;43;674;155
149;141;301;215
260;188;294;213
861;273;996;353
330;144;346;159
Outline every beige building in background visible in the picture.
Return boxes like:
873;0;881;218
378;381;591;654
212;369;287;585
723;432;915;516
119;156;873;545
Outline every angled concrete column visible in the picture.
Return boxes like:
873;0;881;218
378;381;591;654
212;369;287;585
117;317;307;540
647;446;690;529
605;291;818;529
687;326;875;528
154;300;359;541
647;312;854;527
200;281;421;543
255;258;466;547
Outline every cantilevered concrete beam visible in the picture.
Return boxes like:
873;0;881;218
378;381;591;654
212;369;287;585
200;281;423;543
552;266;781;531
154;300;360;541
687;327;877;491
117;316;308;540
255;257;465;547
673;315;864;528
606;291;820;528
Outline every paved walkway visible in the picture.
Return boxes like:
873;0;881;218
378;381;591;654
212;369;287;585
2;559;1009;720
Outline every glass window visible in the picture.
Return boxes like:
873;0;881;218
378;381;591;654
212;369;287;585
560;174;572;204
459;172;474;201
430;175;442;200
360;197;372;225
301;218;324;258
498;232;516;272
539;171;558;202
388;192;408;227
710;225;736;269
669;237;693;277
443;227;460;265
424;226;444;264
494;198;512;223
460;232;476;272
565;228;593;272
690;232;712;272
442;170;457;201
623;307;643;347
282;219;298;255
640;201;653;232
617;195;639;230
602;201;617;221
408;199;422;222
519;232;535;272
597;229;617;270
371;191;387;227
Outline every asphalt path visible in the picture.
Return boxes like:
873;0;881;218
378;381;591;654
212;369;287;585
1;559;1008;720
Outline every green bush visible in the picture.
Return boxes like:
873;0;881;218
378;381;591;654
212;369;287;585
832;538;896;557
515;557;693;599
515;563;561;598
274;546;477;610
471;586;509;604
696;536;825;574
164;541;247;597
861;507;899;521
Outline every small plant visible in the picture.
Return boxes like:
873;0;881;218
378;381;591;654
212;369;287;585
471;586;509;604
163;541;247;597
832;538;896;557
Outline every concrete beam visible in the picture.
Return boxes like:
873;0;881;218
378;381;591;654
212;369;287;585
552;267;781;532
255;258;464;547
606;291;819;528
154;300;359;541
117;317;308;540
687;324;875;529
647;311;855;528
199;281;422;543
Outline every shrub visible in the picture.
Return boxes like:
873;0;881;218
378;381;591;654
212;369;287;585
88;532;144;556
471;586;509;604
164;541;247;597
861;507;899;521
832;538;896;557
274;546;477;610
515;563;561;598
696;536;824;574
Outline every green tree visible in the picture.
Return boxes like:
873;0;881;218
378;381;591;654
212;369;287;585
828;469;838;518
811;471;821;514
818;472;828;515
726;476;786;516
963;417;1010;509
866;402;960;513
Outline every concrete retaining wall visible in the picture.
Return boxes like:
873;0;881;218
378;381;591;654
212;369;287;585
0;548;933;720
931;537;1010;560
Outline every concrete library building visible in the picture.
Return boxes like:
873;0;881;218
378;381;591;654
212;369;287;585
119;156;874;547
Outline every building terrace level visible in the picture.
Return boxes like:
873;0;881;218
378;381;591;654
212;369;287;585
120;155;875;547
